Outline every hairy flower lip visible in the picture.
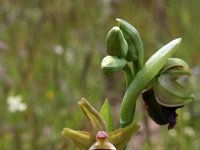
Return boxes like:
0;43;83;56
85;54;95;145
142;88;168;125
160;105;183;129
142;88;183;129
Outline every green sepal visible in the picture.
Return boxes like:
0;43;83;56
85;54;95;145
155;74;193;107
158;74;192;98
106;26;128;58
160;58;191;76
62;128;95;150
78;98;107;133
100;99;115;132
101;56;127;74
109;123;140;150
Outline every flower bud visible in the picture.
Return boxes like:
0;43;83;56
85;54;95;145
116;18;144;69
101;56;127;74
106;26;128;58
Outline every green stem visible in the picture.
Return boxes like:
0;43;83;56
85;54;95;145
120;38;182;128
133;60;139;76
123;64;133;88
123;65;134;150
135;36;144;72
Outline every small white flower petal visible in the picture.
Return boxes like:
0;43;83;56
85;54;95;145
7;95;27;113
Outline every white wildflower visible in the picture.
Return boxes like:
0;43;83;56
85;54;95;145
53;45;64;55
7;95;27;113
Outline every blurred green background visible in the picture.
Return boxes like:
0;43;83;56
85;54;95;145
0;0;200;149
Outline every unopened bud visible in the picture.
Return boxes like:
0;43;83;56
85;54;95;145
106;26;128;58
101;56;127;74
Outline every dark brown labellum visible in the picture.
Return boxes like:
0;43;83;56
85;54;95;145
142;88;183;129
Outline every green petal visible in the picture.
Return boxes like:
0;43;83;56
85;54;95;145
155;75;193;107
100;99;115;132
62;128;95;149
158;74;191;98
160;58;190;74
109;123;140;150
78;98;107;133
